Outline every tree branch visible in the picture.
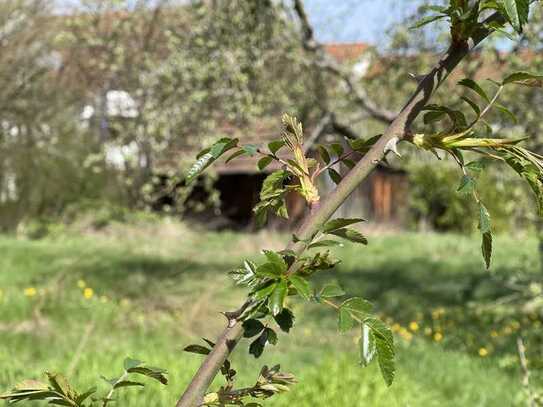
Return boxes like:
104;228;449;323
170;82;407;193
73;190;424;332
176;9;502;407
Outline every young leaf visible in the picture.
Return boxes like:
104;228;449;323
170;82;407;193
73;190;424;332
318;145;331;164
258;156;274;171
322;218;365;233
329;228;368;244
274;308;295;333
113;380;145;389
338;307;355;333
359;323;377;367
364;318;395;386
268;140;286;154
328;168;342;185
482;231;493;269
263;250;288;273
184;345;211;355
289;275;311;300
123;358;143;370
502;71;543;87
125;366;168;385
243;319;265;338
457;175;475;195
320;284;345;298
458;78;490;103
499;0;529;33
264;327;278;345
269;280;288;316
242;144;258;156
252;281;278;301
307;240;343;249
341;297;373;316
479;203;491;234
256;262;283;278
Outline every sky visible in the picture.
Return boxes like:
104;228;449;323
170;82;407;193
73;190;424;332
305;0;422;45
55;0;424;46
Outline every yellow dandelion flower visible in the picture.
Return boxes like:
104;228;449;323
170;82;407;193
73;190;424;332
83;287;94;299
409;321;419;332
490;330;498;338
434;332;443;342
24;287;37;297
77;280;86;289
478;347;488;357
392;323;401;332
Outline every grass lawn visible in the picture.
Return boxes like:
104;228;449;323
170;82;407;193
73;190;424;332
0;220;538;406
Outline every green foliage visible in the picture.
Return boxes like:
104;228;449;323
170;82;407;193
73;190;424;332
0;358;167;406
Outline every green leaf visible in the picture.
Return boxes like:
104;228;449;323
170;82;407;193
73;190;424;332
307;240;344;249
123;358;143;370
264;327;278;345
75;387;96;404
242;144;258;156
331;143;344;156
225;149;245;164
457;175;475;194
113;380;145;389
460;96;481;116
186;138;238;184
46;372;75;399
289;275;311;300
258;156;274;171
268;140;286;154
263;250;288;273
328;168;342;185
252;281;277;301
364;318;395;386
341;297;373;316
126;366;168;385
269;280;288;316
359;323;377;367
502;71;543;87
256;262;283;278
410;14;446;29
186;153;213;184
458;78;490;103
274;308;295;333
482;231;493;269
322;218;365;233
494;103;518;124
479;203;491;234
318;145;331;164
329;228;368;244
320;284;345;298
243;319;265;338
499;0;529;33
183;345;211;355
338;307;355;333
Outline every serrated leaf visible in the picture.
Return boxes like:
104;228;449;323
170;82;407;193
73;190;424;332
338;307;355;333
289;275;311;300
482;231;493;269
458;78;490;103
329;228;368;244
479;203;491;234
274;308;295;333
364;318;395;385
264;328;278;345
320;284;345;298
341;297;373;316
243;319;265;338
360;323;377;367
256;262;283;278
263;250;288;273
322;218;365;233
269;280;288;316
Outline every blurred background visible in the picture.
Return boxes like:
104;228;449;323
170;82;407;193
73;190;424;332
1;0;543;405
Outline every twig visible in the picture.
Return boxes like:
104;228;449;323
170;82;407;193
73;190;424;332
176;6;505;406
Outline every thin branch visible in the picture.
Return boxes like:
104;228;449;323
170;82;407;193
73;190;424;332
292;0;396;124
176;9;503;407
